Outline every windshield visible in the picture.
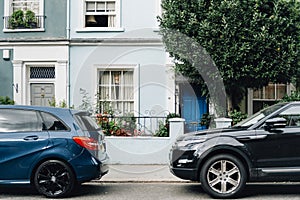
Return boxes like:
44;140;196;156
234;103;287;127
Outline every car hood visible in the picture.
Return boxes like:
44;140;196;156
176;127;249;142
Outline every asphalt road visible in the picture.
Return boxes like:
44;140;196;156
1;182;300;200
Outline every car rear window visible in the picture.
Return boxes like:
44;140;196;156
73;112;100;132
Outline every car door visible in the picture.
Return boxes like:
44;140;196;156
249;104;300;169
0;108;50;181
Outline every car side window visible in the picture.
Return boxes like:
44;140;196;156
40;112;68;131
278;105;300;127
0;109;43;132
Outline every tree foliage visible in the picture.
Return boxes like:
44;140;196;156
159;0;300;109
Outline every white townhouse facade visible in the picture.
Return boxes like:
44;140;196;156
69;0;177;118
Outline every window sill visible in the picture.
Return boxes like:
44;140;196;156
76;27;125;33
3;28;45;33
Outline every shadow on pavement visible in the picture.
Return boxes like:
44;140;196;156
243;183;300;197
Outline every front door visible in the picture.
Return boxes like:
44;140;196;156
30;83;54;106
181;84;207;132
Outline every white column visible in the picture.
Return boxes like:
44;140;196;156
56;60;68;106
12;60;24;105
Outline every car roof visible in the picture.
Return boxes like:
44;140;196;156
0;104;70;112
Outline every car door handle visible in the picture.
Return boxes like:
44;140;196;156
24;135;39;141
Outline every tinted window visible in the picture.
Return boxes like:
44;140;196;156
278;105;300;127
40;112;68;131
74;113;100;131
0;109;42;132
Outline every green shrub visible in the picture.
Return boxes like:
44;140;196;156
228;110;247;125
280;91;300;102
155;113;180;137
0;96;15;105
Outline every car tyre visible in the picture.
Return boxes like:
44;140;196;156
200;154;247;199
34;160;76;198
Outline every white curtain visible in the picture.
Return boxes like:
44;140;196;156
108;15;115;27
99;71;109;99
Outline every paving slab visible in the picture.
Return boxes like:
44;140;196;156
99;165;187;182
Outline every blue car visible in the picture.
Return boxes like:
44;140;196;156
0;105;109;198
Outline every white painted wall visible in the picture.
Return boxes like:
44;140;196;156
70;44;175;116
105;118;185;164
12;45;68;105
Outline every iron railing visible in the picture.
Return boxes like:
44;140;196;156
95;115;168;137
3;15;44;29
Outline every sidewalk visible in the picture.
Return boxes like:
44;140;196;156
99;165;187;182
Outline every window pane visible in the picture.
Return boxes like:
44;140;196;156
86;2;95;12
280;106;300;116
96;2;105;12
277;84;286;99
98;69;134;115
265;84;275;99
41;112;68;131
0;109;42;132
12;0;39;14
107;2;115;11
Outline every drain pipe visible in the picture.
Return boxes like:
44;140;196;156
66;0;71;107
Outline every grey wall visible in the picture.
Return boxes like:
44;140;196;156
0;49;13;98
0;0;68;40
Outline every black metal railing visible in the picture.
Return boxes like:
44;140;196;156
3;15;44;29
95;115;168;137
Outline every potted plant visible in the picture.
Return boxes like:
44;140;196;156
8;9;37;29
24;10;37;28
8;10;25;29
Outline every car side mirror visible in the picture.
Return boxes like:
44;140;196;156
264;117;287;131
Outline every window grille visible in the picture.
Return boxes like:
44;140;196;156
30;67;55;79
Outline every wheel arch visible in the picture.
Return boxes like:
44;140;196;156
196;146;253;181
30;156;77;185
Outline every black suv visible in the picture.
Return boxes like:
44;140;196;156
170;102;300;198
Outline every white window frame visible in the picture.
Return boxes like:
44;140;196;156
94;65;139;116
77;0;124;32
247;83;295;115
3;0;45;32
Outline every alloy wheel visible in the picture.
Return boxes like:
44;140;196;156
34;160;75;198
207;159;241;194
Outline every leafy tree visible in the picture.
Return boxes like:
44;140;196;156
159;0;300;111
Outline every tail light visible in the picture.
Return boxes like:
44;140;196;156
73;136;99;151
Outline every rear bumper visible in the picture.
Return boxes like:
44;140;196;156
98;154;109;178
72;150;109;183
170;166;198;181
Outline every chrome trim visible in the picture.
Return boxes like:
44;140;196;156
262;167;300;173
236;135;267;141
178;159;193;164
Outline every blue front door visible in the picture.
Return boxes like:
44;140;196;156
181;85;207;132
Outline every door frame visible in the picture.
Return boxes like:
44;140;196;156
26;64;56;105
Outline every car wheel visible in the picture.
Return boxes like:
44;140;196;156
33;160;76;198
200;154;247;199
